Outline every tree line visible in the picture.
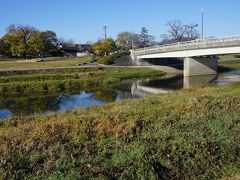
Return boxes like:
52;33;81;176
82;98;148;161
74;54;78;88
93;20;199;56
0;25;60;58
92;27;155;56
0;20;200;58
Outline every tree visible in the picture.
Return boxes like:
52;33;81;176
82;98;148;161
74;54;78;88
41;31;58;55
116;29;155;49
28;31;58;56
116;32;144;50
102;38;117;54
116;32;134;50
0;24;59;58
28;32;45;56
140;27;149;47
185;23;200;40
140;27;155;47
92;38;117;56
0;38;11;56
3;25;37;57
92;41;102;56
58;38;75;49
161;20;200;43
166;20;186;42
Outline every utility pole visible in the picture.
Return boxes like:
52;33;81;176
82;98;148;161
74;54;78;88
201;8;204;39
103;25;107;40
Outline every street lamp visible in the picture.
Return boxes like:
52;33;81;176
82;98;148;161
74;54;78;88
186;23;198;40
190;24;198;40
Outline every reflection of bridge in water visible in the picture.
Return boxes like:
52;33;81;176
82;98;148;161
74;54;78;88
131;74;218;97
184;74;217;88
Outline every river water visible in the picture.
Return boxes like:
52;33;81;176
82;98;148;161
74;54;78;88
1;70;240;120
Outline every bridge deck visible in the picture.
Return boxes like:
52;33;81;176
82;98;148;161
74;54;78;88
133;35;240;56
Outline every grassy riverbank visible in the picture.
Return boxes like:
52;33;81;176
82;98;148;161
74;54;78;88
0;67;165;95
219;60;240;71
0;57;91;71
0;84;240;179
219;55;240;71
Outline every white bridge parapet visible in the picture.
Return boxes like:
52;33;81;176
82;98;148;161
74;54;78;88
133;35;240;56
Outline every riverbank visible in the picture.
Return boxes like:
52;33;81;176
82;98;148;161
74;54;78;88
0;83;239;179
0;67;165;95
219;56;240;71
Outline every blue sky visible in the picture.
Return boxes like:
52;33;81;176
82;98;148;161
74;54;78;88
1;0;240;43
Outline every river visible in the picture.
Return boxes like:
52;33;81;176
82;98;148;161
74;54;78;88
1;70;240;120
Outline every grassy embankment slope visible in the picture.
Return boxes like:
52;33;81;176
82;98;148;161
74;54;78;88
0;83;239;179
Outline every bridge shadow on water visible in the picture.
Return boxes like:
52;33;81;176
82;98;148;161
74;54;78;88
143;58;184;70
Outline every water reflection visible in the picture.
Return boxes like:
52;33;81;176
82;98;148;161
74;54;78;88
183;75;217;88
46;92;107;114
0;109;13;119
217;70;240;83
131;75;183;97
0;72;239;120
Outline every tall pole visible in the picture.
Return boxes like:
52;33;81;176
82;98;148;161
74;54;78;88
201;8;204;39
103;25;107;40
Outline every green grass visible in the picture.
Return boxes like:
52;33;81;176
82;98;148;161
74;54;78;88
0;67;165;94
219;60;240;71
219;55;240;71
0;84;240;179
0;57;91;71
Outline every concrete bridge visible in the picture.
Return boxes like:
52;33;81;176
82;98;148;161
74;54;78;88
131;36;240;76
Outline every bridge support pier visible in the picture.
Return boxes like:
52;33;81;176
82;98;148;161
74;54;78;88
184;56;218;76
131;50;143;65
130;50;137;64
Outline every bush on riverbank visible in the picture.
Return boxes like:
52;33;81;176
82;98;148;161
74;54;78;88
0;84;239;179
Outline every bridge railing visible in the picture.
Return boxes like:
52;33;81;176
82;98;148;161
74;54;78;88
133;35;240;56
